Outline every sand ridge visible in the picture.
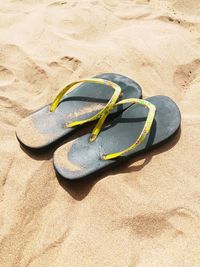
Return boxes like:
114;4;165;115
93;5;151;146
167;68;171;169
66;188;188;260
0;0;200;266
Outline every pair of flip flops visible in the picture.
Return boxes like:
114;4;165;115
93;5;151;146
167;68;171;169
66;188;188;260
16;73;181;180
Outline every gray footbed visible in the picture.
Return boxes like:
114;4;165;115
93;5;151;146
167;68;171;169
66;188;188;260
53;95;181;180
16;73;142;149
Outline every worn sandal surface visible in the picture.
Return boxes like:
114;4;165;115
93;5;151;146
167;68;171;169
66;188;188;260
54;95;181;180
16;73;142;149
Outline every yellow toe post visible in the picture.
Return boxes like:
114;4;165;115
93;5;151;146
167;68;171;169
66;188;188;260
89;108;110;142
102;98;156;160
50;78;122;138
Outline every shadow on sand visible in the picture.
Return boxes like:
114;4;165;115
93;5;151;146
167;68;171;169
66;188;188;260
19;120;181;201
56;128;181;201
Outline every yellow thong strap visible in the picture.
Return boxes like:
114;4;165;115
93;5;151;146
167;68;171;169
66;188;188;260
50;78;122;142
102;98;156;160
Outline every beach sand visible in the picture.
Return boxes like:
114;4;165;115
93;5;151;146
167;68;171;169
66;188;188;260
0;0;200;266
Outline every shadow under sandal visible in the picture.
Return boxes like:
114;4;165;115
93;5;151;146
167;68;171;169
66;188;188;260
16;73;142;150
53;95;181;180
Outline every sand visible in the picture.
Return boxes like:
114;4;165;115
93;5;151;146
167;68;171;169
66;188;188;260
0;0;200;266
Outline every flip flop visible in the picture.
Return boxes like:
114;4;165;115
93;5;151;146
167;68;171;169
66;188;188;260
16;73;142;150
53;95;181;180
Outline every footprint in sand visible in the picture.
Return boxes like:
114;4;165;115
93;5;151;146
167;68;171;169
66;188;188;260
174;59;200;90
114;207;197;240
0;65;14;86
48;56;81;72
60;56;81;70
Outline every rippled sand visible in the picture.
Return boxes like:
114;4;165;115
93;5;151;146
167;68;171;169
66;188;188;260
0;1;200;266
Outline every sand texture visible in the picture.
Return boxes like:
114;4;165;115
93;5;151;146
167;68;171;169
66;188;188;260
0;0;200;266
